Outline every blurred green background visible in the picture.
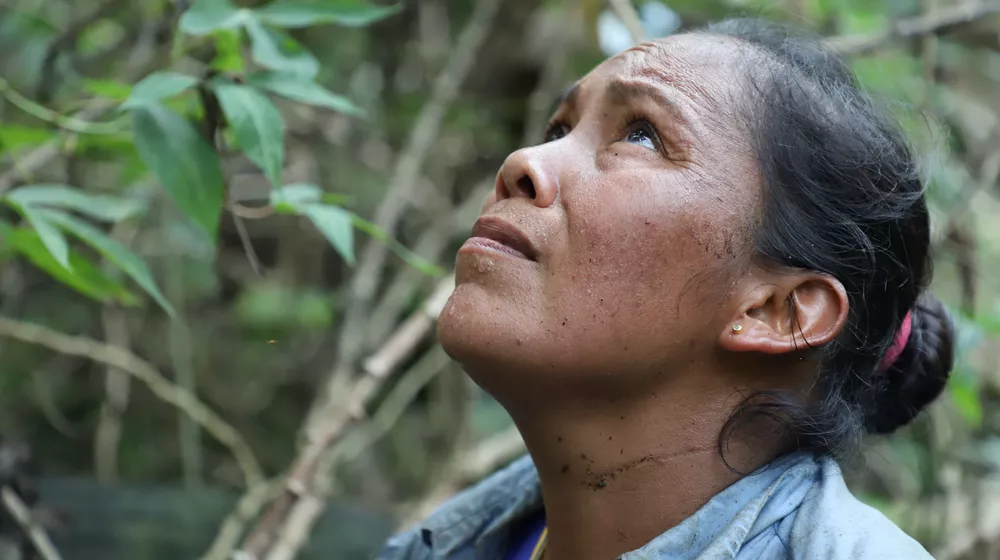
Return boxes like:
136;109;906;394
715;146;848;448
1;0;1000;558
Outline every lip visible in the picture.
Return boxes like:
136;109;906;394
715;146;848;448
460;216;538;261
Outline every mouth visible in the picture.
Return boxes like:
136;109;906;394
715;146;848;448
460;216;538;261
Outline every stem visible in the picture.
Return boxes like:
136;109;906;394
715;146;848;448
0;78;127;135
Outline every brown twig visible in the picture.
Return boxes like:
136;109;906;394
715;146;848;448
364;4;574;395
1;486;63;560
829;0;1000;54
363;178;482;347
335;348;453;464
94;305;132;482
233;275;455;558
95;223;140;483
402;427;525;529
305;0;505;442
0;316;265;489
201;478;283;560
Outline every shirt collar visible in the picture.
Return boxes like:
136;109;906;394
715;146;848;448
420;455;542;559
417;451;820;559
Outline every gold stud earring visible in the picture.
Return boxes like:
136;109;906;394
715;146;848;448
731;323;743;334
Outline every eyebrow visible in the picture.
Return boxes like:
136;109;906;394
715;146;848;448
549;83;581;114
604;78;691;127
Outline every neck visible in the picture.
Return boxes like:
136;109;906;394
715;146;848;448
505;383;777;560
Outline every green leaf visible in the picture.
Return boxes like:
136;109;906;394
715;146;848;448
121;72;199;110
303;204;354;264
132;104;224;239
39;209;175;317
83;79;133;101
0;223;138;305
350;214;445;276
213;83;285;187
948;373;983;427
255;0;402;28
210;29;245;72
180;0;249;35
17;205;70;269
0;125;54;152
270;183;323;212
6;184;145;222
244;19;319;79
247;71;364;117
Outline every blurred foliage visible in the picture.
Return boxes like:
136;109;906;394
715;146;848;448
0;0;999;558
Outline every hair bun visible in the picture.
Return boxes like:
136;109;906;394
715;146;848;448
863;294;955;434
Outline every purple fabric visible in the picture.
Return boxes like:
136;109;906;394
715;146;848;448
503;510;546;560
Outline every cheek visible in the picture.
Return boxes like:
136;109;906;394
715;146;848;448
545;179;744;366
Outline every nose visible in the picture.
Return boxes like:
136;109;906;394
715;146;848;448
495;147;559;208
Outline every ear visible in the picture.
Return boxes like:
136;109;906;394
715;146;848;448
719;269;849;355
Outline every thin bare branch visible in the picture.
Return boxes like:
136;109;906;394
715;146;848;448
2;486;63;560
201;478;283;560
363;179;485;348
95;306;131;483
829;0;1000;54
0;316;265;489
308;0;505;440
337;346;452;464
607;0;645;45
234;275;455;558
403;427;525;528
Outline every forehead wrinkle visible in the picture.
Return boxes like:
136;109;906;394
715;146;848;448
623;39;727;116
615;36;761;197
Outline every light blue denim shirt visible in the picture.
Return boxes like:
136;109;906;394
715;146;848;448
376;451;931;560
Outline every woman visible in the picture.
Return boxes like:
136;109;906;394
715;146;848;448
379;18;952;560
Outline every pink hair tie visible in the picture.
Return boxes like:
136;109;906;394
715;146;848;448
878;311;913;372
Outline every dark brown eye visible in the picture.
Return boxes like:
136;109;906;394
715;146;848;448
623;120;658;151
544;122;569;143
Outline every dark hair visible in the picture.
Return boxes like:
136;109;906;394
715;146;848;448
701;19;955;457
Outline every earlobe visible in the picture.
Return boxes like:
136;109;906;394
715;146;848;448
720;273;848;356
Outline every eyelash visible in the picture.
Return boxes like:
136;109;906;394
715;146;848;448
542;116;665;155
543;122;569;143
620;114;663;153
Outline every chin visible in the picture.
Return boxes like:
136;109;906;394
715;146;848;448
437;283;545;388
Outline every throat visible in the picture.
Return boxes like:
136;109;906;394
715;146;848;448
505;394;776;560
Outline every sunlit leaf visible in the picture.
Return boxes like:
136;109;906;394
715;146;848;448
210;29;245;72
121;72;199;110
15;205;70;269
132;104;224;239
83;79;133;101
213;83;285;187
255;0;402;28
40;209;175;317
236;282;334;330
247;71;363;116
303;204;354;264
6;184;145;222
244;19;319;79
350;213;445;276
0;223;138;305
948;372;983;427
180;0;249;35
0;125;55;152
270;183;323;212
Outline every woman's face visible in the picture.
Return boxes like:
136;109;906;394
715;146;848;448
439;34;762;398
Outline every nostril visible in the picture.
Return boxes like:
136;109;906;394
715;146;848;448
517;176;536;199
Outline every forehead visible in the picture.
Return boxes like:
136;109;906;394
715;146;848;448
568;33;748;115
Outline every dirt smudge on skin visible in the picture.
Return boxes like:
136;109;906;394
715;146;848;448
584;454;658;490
